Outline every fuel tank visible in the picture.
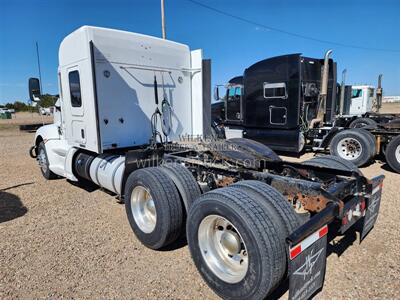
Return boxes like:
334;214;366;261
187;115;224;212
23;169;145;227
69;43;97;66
75;152;125;194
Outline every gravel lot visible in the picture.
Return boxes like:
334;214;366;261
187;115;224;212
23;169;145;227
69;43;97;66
1;127;399;299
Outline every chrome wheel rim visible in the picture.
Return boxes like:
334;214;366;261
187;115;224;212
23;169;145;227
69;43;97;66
337;137;363;160
198;215;248;283
38;147;48;173
395;145;400;163
131;186;157;233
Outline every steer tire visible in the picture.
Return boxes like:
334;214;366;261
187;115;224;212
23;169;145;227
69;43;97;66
37;142;57;180
187;186;286;300
385;135;400;173
303;155;362;175
124;167;183;249
160;163;202;211
329;129;374;167
349;117;378;129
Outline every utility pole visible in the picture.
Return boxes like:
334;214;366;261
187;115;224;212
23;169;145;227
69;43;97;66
161;0;166;39
35;41;43;93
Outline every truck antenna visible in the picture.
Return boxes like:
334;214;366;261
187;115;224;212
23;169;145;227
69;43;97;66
36;41;43;94
161;0;166;39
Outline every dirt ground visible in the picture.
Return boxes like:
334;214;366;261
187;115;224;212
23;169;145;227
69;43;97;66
378;101;400;114
1;128;399;299
0;112;53;127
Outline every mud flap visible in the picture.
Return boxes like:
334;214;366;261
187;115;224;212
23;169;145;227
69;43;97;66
361;176;384;240
288;225;328;300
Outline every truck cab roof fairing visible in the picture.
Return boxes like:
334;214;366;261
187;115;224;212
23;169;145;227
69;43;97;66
58;26;190;68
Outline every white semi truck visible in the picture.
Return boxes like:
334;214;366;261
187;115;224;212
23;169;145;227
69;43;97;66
29;26;385;300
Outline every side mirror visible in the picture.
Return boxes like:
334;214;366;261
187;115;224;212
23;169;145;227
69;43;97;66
29;78;41;102
213;86;220;101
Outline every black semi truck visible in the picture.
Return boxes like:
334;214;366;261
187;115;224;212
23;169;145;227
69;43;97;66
212;51;400;173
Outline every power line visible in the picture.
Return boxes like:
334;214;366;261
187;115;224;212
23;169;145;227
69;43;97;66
187;0;400;53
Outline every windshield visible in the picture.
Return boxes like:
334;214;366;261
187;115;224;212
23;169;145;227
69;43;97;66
227;86;242;99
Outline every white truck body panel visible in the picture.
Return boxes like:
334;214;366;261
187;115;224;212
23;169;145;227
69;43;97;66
34;124;70;177
349;85;375;116
58;26;203;153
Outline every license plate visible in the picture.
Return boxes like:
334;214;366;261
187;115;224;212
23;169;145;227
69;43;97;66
288;225;328;300
361;180;383;240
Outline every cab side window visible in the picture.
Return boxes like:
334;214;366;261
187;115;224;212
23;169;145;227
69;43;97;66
352;89;362;98
263;82;287;99
68;71;82;107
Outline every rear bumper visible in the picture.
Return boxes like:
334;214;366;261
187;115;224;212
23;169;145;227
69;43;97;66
287;174;384;245
286;174;384;300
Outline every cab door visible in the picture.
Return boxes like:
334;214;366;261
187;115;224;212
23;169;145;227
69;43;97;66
225;85;243;123
349;88;364;115
65;66;86;147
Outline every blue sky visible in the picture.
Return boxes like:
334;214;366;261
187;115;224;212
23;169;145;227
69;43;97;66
1;0;399;104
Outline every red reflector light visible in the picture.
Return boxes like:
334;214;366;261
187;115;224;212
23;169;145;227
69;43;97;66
360;200;366;211
319;225;328;238
290;245;302;260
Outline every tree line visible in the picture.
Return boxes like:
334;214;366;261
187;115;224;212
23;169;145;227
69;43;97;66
1;94;57;112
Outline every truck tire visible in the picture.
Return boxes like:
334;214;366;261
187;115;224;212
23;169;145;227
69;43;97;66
37;142;57;179
329;129;375;167
303;155;362;175
187;187;286;300
385;135;400;173
231;180;302;235
160;163;201;211
124;167;183;249
349;117;378;129
360;128;377;156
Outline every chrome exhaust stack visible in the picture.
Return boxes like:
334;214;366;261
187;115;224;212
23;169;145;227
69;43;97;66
376;74;383;112
339;69;347;115
320;49;333;97
310;49;333;128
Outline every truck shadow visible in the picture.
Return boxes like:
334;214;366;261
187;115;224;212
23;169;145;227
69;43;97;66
0;191;28;223
159;235;188;251
380;163;396;174
326;226;358;257
67;179;100;193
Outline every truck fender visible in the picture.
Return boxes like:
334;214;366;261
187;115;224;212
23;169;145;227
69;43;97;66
64;147;79;181
31;124;61;158
320;127;341;148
